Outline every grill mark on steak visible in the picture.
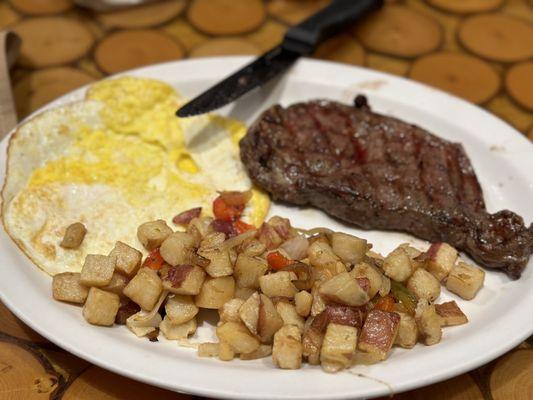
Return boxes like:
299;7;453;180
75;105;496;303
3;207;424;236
240;98;533;279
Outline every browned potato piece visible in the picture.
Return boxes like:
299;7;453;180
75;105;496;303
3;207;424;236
123;267;163;310
272;324;302;370
195;276;235;309
294;290;313;317
406;268;441;301
415;299;442;345
60;222;87;249
159;316;197;340
160;232;195;266
310;284;326;317
240;344;272;360
319;272;369;306
198;243;233;278
435;301;468;326
234;254;268;289
349;262;383;299
52;272;88;304
234;286;255;300
358;310;400;360
162;265;206;295
276;302;305;332
108;241;142;277
219;298;245;323
320;323;358;373
258;294;284;343
383;247;413;283
426;242;457;282
302;321;324;365
137;220;173;251
394;312;418;349
198;342;219;358
239;292;260;334
101;272;128;297
330;232;368;265
446;262;485;300
83;287;120;326
259;271;298;298
80;254;115;287
218;341;235;361
216;321;260;354
308;240;346;280
165;294;199;324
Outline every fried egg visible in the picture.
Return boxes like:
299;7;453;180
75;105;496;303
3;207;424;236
1;77;269;276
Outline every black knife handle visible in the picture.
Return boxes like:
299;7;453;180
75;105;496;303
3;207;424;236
283;0;383;55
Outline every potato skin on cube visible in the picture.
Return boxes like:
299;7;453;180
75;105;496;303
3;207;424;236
60;222;87;249
52;272;88;304
109;241;142;277
165;294;199;324
330;232;368;264
383;247;413;283
358;309;400;360
259;271;298;298
80;254;115;287
319;272;369;306
272;324;303;369
320;323;358;373
349;262;383;299
137;220;172;251
295;290;313;317
162;265;206;295
195;276;235;309
123;267;163;311
435;301;468;326
160;232;195;266
159;316;197;340
216;321;260;354
394;312;418;349
426;242;457;282
234;254;268;289
83;287;120;326
446;262;485;300
406;268;441;301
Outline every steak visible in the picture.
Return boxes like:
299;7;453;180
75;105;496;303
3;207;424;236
240;96;533;279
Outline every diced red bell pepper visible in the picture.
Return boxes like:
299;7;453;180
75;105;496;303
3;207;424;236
213;196;244;221
143;248;165;271
266;251;293;271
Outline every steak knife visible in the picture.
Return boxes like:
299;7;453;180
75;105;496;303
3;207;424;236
176;0;383;118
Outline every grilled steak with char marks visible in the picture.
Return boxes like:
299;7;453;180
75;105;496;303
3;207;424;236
240;96;533;279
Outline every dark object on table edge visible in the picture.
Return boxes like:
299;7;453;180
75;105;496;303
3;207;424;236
240;96;533;279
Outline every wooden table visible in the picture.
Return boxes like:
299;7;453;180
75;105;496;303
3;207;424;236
1;0;532;398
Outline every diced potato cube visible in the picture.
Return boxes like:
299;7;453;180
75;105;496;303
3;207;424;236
406;268;441;302
259;271;298;298
159;316;197;340
330;232;368;264
234;254;268;289
109;241;142;277
258;294;284;343
308;241;347;280
234;286;255;300
198;233;233;277
101;272;128;297
239;292;260;334
319;272;369;306
165;294;199;324
415;299;442;345
219;298;245;323
302;322;323;365
241;239;266;257
349;262;384;299
216;321;260;354
310;284;326;317
358;310;400;360
80;254;114;287
123;267;163;310
126;310;162;337
320;323;358;373
382;247;413;283
435;301;468;326
195;276;235;309
394;312;418;349
240;344;272;360
276;302;305;332
353;350;383;365
198;343;219;358
294;290;313;317
60;222;87;249
272;324;302;369
426;243;457;282
218;341;235;361
83;288;120;326
52;272;88;304
446;262;485;300
162;265;206;295
160;232;196;267
137;220;173;251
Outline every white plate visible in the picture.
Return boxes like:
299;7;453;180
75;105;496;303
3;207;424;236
1;57;532;400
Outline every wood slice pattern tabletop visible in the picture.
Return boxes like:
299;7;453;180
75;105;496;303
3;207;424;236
0;0;532;398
